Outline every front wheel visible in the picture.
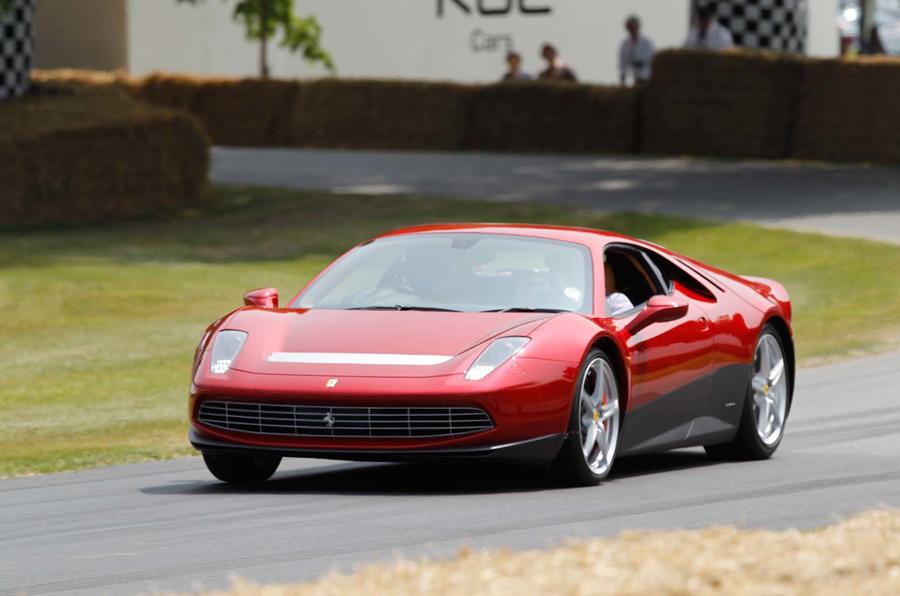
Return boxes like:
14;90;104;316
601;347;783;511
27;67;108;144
202;452;281;484
553;349;622;486
705;324;792;460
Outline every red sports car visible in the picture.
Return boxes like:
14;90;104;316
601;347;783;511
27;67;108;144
190;224;794;486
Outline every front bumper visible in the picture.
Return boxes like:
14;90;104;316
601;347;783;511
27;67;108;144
190;427;568;464
190;356;576;459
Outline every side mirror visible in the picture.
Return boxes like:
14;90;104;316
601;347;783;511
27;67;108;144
243;287;279;309
626;295;688;334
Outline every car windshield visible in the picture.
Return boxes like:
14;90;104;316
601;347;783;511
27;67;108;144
294;233;593;313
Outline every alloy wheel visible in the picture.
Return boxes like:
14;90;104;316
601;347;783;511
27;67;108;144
579;357;620;476
751;333;788;446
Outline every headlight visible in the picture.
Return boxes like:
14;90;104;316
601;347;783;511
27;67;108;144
465;337;529;381
210;330;248;374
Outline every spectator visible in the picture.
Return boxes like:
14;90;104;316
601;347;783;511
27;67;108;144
618;14;655;85
501;50;534;81
538;43;578;82
865;26;886;55
685;4;733;51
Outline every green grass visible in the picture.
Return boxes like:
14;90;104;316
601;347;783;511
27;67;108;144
2;186;899;477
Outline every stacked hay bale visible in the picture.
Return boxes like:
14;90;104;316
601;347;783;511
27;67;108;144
36;56;900;167
138;74;299;146
0;78;208;225
135;76;473;151
642;49;806;159
465;82;639;154
793;57;900;164
129;75;638;153
286;79;473;150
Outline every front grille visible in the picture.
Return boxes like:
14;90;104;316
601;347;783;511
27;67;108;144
198;400;494;438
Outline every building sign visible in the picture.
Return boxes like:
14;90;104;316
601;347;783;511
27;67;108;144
438;0;555;55
437;1;553;17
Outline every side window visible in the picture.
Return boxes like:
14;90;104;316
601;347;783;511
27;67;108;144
647;250;717;302
604;247;665;315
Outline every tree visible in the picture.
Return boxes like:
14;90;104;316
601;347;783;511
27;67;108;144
178;0;334;78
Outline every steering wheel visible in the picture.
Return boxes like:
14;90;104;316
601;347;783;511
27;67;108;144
356;285;418;304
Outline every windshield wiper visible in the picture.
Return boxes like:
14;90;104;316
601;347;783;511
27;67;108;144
480;307;570;313
348;305;461;312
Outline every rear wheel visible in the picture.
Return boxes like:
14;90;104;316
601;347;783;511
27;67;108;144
202;452;281;484
554;349;621;486
705;324;791;460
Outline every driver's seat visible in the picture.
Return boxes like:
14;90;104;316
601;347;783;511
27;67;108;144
604;260;618;295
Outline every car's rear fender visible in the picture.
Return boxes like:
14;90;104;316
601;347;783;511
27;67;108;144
740;276;793;323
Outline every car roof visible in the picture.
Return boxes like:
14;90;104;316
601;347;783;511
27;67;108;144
373;223;638;248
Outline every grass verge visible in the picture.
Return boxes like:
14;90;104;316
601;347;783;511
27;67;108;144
1;186;899;476
194;509;900;595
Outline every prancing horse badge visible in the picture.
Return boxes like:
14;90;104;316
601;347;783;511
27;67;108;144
326;378;339;388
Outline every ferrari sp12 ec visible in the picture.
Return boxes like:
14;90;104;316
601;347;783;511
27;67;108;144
190;224;794;486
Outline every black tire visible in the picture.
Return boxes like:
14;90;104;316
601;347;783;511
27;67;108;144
202;451;281;484
552;348;622;486
705;324;792;461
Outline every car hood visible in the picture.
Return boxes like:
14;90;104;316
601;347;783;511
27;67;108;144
222;308;552;378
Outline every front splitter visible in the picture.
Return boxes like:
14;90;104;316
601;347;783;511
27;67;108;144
189;427;567;464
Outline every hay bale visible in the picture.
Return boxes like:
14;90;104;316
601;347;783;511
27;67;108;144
137;74;299;146
129;75;636;154
793;56;900;164
133;76;473;150
0;83;208;226
643;49;806;159
194;509;900;596
285;79;473;150
465;82;639;154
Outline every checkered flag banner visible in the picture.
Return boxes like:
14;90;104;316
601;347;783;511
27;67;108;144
0;0;35;100
694;0;809;53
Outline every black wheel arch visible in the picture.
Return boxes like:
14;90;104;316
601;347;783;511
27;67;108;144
589;336;630;417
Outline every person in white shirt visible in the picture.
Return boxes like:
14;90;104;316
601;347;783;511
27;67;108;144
684;4;734;51
618;15;655;86
606;292;634;316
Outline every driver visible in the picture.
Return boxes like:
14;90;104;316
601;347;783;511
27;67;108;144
605;258;634;316
396;248;445;298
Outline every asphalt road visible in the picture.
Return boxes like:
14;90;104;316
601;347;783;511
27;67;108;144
2;349;898;595
211;148;900;245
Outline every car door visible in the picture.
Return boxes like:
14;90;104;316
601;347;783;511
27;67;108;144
660;254;752;442
603;244;716;455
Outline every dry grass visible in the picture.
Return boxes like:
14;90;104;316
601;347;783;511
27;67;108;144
192;509;900;596
31;67;134;87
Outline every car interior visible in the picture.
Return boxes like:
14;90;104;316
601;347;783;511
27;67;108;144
603;247;667;314
310;235;594;313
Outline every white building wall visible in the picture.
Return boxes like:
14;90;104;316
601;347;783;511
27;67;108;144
127;0;839;84
809;0;841;56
